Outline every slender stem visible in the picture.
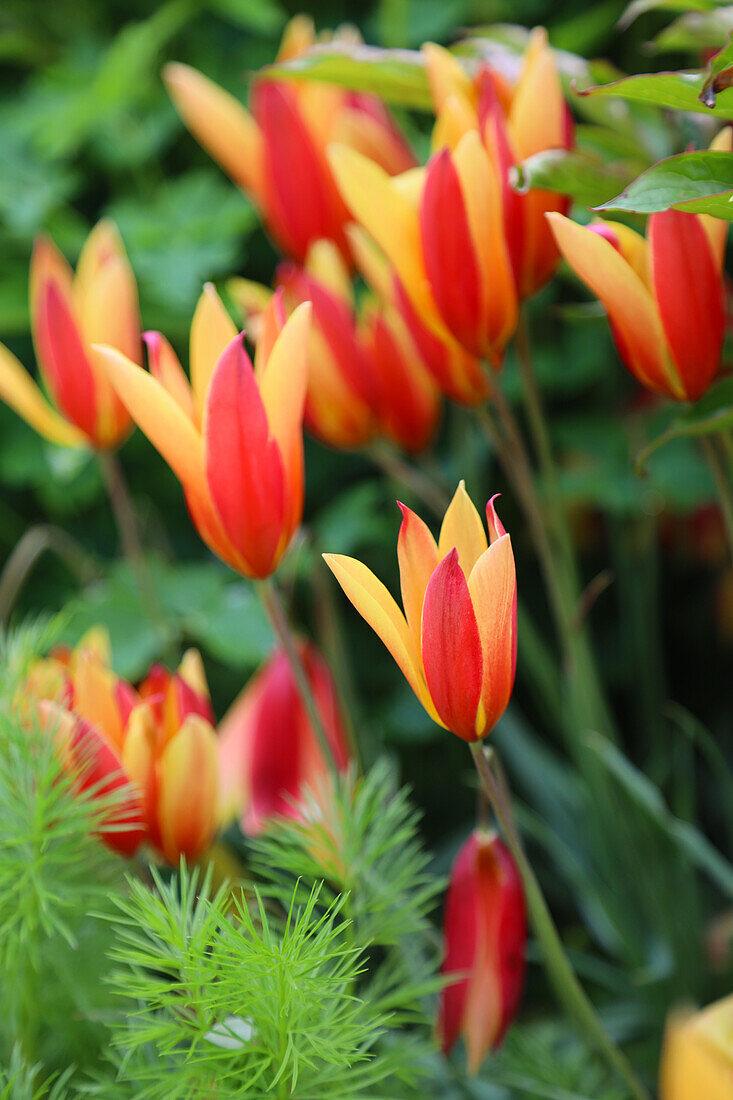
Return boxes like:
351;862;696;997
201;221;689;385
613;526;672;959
469;741;650;1100
256;577;339;779
0;526;99;625
368;441;451;515
701;435;733;564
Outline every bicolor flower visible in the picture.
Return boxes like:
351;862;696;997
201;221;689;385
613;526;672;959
548;201;728;402
659;993;733;1100
437;830;526;1072
93;285;311;578
424;30;573;298
163;16;414;264
217;642;351;835
324;483;517;742
0;221;140;449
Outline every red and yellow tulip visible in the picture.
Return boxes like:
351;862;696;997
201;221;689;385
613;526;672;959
217;642;351;835
659;993;733;1100
438;830;526;1073
0;221;140;450
93;285;310;579
163;16;414;264
548;195;728;402
324;483;516;742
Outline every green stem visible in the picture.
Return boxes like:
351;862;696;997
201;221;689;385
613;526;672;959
701;435;733;564
469;741;650;1100
367;440;451;515
255;577;339;779
0;525;99;625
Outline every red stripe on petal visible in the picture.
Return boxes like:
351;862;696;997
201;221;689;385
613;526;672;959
35;281;98;440
650;210;724;400
204;334;285;578
420;548;483;740
478;71;524;289
420;150;483;356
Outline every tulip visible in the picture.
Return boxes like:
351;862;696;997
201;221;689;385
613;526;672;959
217;642;350;835
93;285;311;579
324;483;516;741
424;30;573;298
138;648;215;747
163;17;414;264
0;221;140;449
548;131;730;402
659;993;733;1100
438;830;526;1072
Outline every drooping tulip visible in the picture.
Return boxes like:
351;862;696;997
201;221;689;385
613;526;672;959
163;16;415;264
548;127;730;404
0;221;140;449
93;286;310;578
217;642;351;835
438;830;526;1073
659;993;733;1100
324;483;517;742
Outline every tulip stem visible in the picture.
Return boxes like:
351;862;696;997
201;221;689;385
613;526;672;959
368;440;451;515
468;741;651;1100
256;577;340;780
0;525;100;625
701;435;733;565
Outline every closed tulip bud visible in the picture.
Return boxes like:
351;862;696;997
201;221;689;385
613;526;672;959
138;649;215;749
156;714;219;865
438;830;526;1073
660;994;733;1100
217;643;351;835
163;18;414;264
93;285;311;579
0;221;140;450
325;483;516;741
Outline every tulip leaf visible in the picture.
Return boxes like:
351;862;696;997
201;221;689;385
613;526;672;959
653;7;733;53
700;32;733;107
635;376;733;474
511;148;638;208
596;150;733;217
260;43;434;110
577;68;733;117
618;0;715;32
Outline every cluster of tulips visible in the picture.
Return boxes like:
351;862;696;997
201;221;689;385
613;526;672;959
4;13;731;1091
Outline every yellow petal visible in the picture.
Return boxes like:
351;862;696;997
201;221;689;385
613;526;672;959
157;714;219;864
277;14;315;61
73;651;125;751
700;127;732;268
227;277;273;331
190;283;238;424
422;43;476;119
660;996;733;1100
144;332;195;421
305;239;353;305
509;27;566;159
258;301;311;466
178;648;209;698
0;343;86;448
438;481;488;576
347;226;393;302
432;93;479;153
468;535;516;733
397;504;439;658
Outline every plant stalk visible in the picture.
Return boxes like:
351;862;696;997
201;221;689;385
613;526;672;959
701;434;733;564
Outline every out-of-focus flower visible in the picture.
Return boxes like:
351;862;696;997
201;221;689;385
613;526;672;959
438;830;526;1073
218;642;350;835
325;483;516;742
548;131;731;402
93;285;310;579
424;31;573;298
163;16;415;264
0;221;140;449
229;238;441;451
659;993;733;1100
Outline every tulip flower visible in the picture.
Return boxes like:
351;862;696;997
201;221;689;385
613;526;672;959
324;483;516;742
163;17;415;264
0;221;140;450
217;642;350;835
438;830;526;1072
93;285;311;579
659;993;733;1100
548;203;727;402
423;30;573;298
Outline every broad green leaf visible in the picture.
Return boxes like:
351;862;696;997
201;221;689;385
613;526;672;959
579;69;733;117
653;7;733;52
700;32;733;107
635;376;733;472
597;149;733;217
511;148;637;208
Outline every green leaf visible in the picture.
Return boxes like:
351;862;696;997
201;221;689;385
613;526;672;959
635;376;733;473
206;0;285;33
511;149;638;208
700;31;733;107
597;149;733;217
653;7;733;53
578;68;733;117
618;0;715;32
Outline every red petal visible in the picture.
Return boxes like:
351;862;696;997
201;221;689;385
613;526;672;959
650;211;724;400
478;70;524;289
35;281;98;440
70;719;146;856
438;833;481;1053
204;334;286;578
420;149;483;356
420;549;483;740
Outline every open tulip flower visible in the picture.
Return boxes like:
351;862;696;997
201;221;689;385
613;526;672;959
324;483;516;742
660;993;733;1100
438;830;526;1073
93;285;311;579
424;31;573;299
217;642;351;835
0;220;140;450
548;199;728;402
163;16;415;265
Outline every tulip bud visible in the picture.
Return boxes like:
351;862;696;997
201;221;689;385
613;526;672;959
660;994;733;1100
438;830;526;1073
218;643;351;835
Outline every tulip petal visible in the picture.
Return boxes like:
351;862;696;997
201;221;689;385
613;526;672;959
0;343;86;447
421;549;483;740
190;283;238;424
143;331;195;420
423;43;476;119
438;481;488;577
468;535;517;735
649;210;724;401
34;280;99;440
157;714;219;864
304;239;353;305
70;718;145;857
397;502;439;656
